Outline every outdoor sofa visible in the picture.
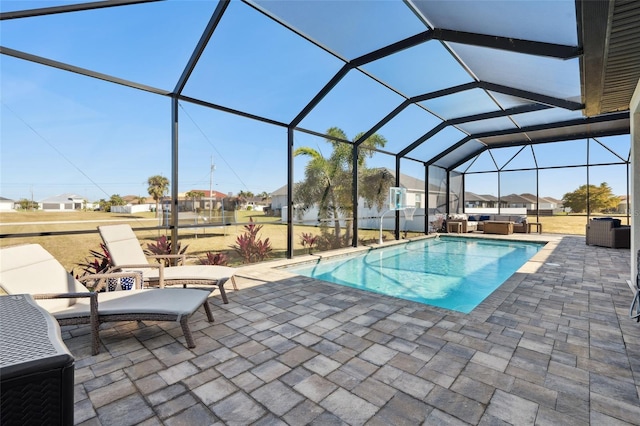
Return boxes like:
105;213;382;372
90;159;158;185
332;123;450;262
446;214;529;233
469;214;529;233
446;214;479;233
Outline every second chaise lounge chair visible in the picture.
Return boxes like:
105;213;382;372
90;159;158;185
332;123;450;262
98;224;237;303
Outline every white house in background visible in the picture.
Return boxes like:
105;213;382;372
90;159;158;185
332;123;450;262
268;169;438;231
269;184;288;215
500;193;535;209
110;195;153;214
545;197;564;209
270;169;429;212
0;197;15;211
465;192;502;209
237;196;268;212
39;193;87;211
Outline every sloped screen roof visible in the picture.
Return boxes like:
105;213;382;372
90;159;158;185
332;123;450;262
0;0;633;173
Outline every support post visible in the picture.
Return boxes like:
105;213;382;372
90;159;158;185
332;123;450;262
287;127;294;259
170;97;179;252
352;144;359;247
630;79;640;285
425;163;429;234
395;156;401;241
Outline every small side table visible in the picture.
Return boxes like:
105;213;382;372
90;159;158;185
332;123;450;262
528;222;542;234
447;221;462;233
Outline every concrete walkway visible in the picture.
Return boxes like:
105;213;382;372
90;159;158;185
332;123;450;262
65;235;640;425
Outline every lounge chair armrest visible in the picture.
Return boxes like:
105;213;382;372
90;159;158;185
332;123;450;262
106;263;166;288
79;271;143;291
31;292;96;300
32;291;100;355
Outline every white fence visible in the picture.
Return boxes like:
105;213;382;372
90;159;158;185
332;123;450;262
282;206;426;232
110;205;151;214
464;208;528;215
279;206;528;235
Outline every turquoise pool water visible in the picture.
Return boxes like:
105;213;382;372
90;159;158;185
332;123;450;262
286;237;543;313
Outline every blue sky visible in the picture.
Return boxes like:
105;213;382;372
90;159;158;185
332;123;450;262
0;1;631;203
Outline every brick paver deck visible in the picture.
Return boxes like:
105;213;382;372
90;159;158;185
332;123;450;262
64;235;640;425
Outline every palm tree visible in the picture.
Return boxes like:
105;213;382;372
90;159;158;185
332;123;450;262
147;175;169;217
294;127;393;245
185;190;205;212
236;190;254;210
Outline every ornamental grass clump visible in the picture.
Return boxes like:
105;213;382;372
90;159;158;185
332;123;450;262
299;232;318;254
199;251;229;266
73;244;120;291
74;243;112;276
144;235;188;267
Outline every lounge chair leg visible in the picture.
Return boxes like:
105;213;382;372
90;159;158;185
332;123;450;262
203;300;214;322
91;328;100;356
90;295;100;355
219;282;229;304
181;317;196;348
230;276;238;291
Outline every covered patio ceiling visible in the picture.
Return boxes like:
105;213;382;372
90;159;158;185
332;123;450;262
2;0;638;172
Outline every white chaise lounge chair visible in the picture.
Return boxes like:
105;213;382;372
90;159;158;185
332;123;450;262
0;244;214;355
98;224;237;304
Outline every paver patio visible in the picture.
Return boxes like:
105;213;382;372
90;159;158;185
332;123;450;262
63;234;640;425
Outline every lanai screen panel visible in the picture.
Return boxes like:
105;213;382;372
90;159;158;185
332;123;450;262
450;171;463;214
182;1;344;123
362;41;474;97
369;104;441;155
400;0;584;167
449;43;582;102
0;0;633;242
249;0;588;167
250;0;426;60
411;0;578;45
434;140;485;169
298;70;405;137
511;109;585;128
0;2;218;90
420;88;502;121
428;166;447;217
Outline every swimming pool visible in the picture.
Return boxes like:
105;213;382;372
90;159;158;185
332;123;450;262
285;237;543;313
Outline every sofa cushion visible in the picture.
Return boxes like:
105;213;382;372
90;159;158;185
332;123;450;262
479;215;491;221
593;217;621;227
449;213;467;220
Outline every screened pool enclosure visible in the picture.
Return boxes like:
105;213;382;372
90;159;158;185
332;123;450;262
1;1;638;268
